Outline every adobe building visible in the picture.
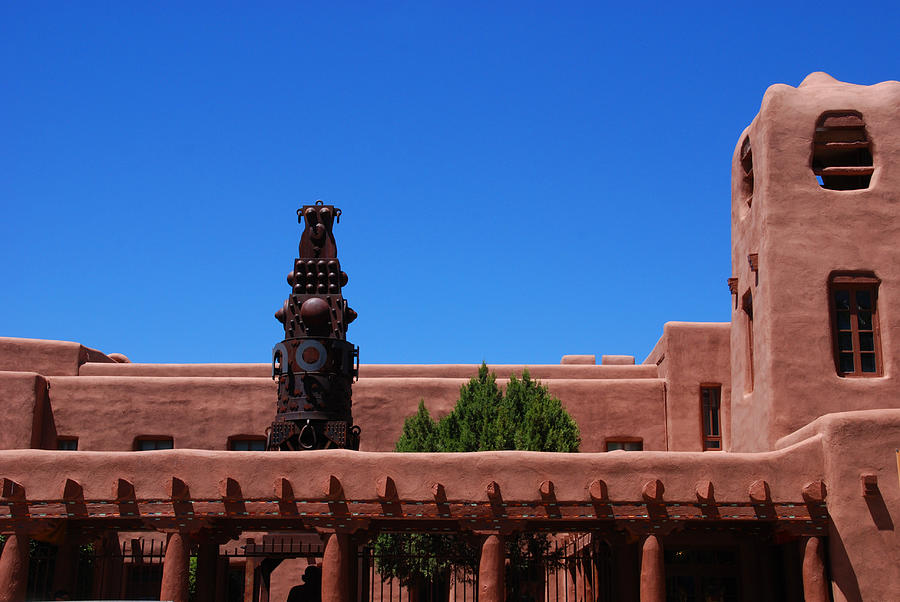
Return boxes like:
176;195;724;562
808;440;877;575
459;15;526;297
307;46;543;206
0;72;898;602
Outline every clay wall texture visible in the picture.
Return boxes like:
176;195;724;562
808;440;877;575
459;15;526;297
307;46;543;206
9;353;674;454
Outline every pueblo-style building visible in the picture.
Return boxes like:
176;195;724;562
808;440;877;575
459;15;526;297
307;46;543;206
1;72;898;602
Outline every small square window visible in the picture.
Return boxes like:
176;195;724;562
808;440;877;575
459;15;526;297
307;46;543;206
229;437;267;451
57;437;78;451
606;439;642;451
134;437;174;451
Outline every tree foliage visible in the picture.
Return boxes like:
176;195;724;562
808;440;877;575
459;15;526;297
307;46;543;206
395;363;580;453
376;363;580;587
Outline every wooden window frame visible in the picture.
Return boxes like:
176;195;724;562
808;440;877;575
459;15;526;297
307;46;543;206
699;385;722;451
133;436;175;451
228;436;267;451
829;274;883;377
605;438;643;452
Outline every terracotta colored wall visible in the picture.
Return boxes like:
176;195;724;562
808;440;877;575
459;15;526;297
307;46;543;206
775;410;900;602
355;376;666;452
77;361;658;380
646;322;731;451
0;372;51;449
730;74;900;451
0;337;112;376
0;438;825;504
45;373;666;453
48;376;276;451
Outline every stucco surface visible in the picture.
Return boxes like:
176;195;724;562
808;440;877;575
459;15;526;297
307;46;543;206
0;372;49;449
0;337;112;376
730;74;900;450
77;361;659;380
354;377;666;452
816;410;900;601
47;376;276;451
45;374;667;453
0;437;824;503
652;323;731;451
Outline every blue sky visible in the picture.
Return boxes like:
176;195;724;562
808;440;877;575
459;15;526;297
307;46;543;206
2;3;898;364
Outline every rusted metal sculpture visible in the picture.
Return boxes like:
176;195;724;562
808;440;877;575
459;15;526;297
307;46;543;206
267;201;360;450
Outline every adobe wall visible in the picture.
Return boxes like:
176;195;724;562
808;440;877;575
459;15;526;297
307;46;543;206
0;372;51;449
0;438;826;504
43;373;666;453
354;377;666;452
730;74;900;451
773;409;900;602
0;337;673;453
0;337;113;376
645;322;731;451
77;361;659;380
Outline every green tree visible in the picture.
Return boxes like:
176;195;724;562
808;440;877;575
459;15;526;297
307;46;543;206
376;363;580;590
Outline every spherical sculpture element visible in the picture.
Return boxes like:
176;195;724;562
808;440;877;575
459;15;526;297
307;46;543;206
300;297;331;335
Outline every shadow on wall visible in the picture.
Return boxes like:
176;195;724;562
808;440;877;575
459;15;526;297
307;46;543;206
828;518;862;602
863;483;894;531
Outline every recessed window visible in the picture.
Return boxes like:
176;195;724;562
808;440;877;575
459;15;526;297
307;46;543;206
700;386;722;451
606;439;642;451
57;437;78;451
742;291;754;392
812;111;873;190
228;437;267;451
740;136;754;204
134;437;174;451
830;274;882;377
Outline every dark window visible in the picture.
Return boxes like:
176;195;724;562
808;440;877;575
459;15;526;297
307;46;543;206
742;291;754;392
134;437;174;451
606;439;642;451
740;136;754;204
700;386;722;451
813;111;873;190
229;437;266;451
57;437;78;451
831;275;882;377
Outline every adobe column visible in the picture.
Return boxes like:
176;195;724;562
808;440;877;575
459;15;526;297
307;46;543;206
640;534;664;602
478;533;505;602
321;531;352;602
160;531;192;602
802;536;829;602
0;531;29;602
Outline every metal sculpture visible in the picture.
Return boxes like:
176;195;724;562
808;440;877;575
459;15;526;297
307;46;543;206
267;201;360;450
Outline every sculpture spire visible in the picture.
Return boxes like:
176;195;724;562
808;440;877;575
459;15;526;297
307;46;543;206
267;201;360;450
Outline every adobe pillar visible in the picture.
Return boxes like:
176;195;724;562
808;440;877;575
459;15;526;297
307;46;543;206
802;536;829;602
478;533;505;602
160;531;191;602
322;532;352;602
0;532;29;602
640;534;664;602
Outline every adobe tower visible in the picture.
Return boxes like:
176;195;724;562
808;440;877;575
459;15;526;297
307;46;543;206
729;72;900;451
267;201;360;450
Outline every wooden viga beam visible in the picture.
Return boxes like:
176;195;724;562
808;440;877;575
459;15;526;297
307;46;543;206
0;475;829;528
